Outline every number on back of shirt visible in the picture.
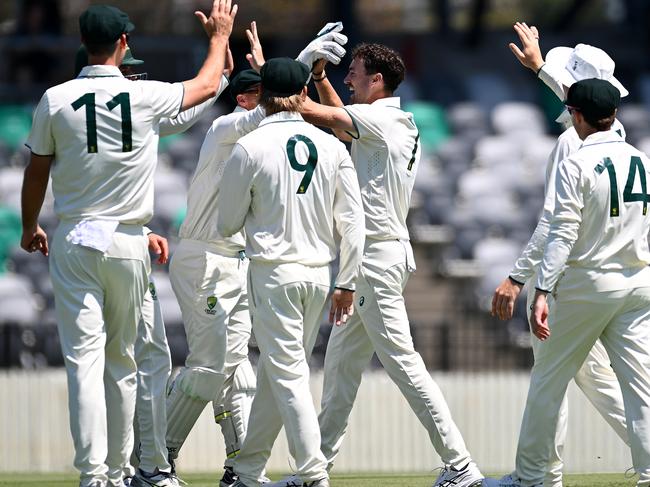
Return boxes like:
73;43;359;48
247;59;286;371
72;92;132;153
287;134;318;194
602;155;649;217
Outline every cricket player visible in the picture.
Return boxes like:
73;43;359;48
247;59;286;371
165;22;349;487
20;2;237;486
491;24;629;487
74;43;232;487
215;57;364;487
289;43;484;487
164;67;266;486
488;78;650;487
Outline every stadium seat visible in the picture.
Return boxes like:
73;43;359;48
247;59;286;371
491;101;547;136
404;101;450;152
154;167;188;222
0;105;33;151
0;272;41;325
0;206;21;273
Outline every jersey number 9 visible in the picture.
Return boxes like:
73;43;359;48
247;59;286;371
287;135;318;194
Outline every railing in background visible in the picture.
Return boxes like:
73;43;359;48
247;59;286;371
0;369;630;475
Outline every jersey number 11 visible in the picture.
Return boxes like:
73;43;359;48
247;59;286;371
72;92;132;153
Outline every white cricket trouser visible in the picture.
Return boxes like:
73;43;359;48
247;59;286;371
234;262;330;487
132;277;173;474
516;287;650;487
319;239;472;470
50;223;149;487
167;239;250;457
525;286;628;487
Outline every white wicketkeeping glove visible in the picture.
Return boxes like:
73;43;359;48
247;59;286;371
296;21;348;71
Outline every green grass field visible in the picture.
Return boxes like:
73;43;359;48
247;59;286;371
0;473;638;486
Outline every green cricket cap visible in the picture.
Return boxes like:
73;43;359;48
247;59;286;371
260;57;309;97
79;5;134;44
565;78;620;120
74;44;143;77
230;69;262;97
121;47;144;66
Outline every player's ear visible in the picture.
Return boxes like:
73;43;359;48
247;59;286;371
372;72;383;86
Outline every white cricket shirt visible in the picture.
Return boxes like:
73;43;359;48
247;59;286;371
217;111;365;290
537;129;650;294
344;96;420;241
178;105;266;255
510;119;626;284
26;65;184;224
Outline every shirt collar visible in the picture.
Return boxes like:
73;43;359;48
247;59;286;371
370;96;401;109
78;65;124;78
581;129;624;147
259;111;303;127
233;106;247;114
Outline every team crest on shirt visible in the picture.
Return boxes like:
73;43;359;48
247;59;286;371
205;296;218;315
149;282;158;301
359;296;365;306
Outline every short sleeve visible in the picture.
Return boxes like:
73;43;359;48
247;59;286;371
25;92;55;156
343;104;387;141
142;81;185;120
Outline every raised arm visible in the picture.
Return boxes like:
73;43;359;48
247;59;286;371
181;0;237;111
159;76;228;137
301;97;354;142
509;21;566;100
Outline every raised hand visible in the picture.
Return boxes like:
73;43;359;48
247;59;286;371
297;21;348;72
508;21;544;72
195;0;238;39
246;21;265;72
224;45;234;77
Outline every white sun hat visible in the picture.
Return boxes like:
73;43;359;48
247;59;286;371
546;44;627;125
545;43;628;97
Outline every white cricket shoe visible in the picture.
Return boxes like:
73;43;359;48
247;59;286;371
265;476;328;487
432;461;484;487
265;474;302;487
486;473;542;487
131;469;180;487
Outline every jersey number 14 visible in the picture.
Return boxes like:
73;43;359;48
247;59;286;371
602;155;649;217
72;92;132;153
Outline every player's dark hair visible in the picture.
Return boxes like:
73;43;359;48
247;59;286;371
83;39;119;57
351;43;405;93
583;111;616;131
